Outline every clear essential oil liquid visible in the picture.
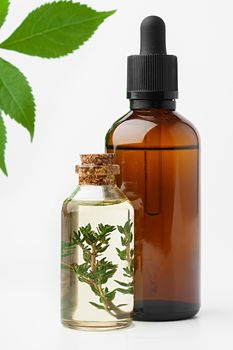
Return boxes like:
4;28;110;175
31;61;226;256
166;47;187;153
61;197;134;330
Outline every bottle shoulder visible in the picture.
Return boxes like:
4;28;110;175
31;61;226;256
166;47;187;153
106;109;199;148
62;185;133;213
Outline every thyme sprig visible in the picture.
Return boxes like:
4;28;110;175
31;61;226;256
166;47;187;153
115;220;134;294
61;220;134;319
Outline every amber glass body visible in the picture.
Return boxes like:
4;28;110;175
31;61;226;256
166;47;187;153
105;107;200;321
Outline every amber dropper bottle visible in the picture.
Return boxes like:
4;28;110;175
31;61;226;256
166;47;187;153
106;16;200;321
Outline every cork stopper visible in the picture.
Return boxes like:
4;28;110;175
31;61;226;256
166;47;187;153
80;153;115;166
76;154;119;185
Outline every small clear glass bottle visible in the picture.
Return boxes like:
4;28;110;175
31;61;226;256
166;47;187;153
61;154;134;330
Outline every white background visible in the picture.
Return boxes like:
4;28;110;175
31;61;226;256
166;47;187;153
0;0;232;349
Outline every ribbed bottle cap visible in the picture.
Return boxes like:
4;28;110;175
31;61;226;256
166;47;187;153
127;16;178;100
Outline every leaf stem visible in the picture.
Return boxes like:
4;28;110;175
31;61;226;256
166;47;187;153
91;244;97;273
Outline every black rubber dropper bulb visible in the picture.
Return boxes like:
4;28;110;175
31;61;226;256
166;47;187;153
140;16;167;55
127;15;178;106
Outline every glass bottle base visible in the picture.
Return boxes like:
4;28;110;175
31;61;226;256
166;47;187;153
134;300;200;321
62;318;132;331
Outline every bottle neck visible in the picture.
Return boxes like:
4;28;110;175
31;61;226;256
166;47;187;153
72;184;126;203
130;99;176;110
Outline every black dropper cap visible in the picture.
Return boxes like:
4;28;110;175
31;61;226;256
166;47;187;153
127;16;178;101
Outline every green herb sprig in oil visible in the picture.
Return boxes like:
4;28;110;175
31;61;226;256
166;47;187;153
61;220;134;319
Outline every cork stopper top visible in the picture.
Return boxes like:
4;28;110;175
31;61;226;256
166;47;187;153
80;153;115;166
76;154;119;185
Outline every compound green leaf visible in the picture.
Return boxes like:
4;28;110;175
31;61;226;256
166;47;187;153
0;0;9;29
0;112;7;175
0;58;35;139
0;1;116;58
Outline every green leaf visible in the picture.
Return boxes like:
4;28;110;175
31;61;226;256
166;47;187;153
83;250;91;263
120;237;125;246
90;285;99;295
0;58;35;139
106;290;116;301
123;266;130;274
89;302;105;310
116;248;126;260
123;273;131;278
98;245;108;253
98;224;116;235
117;225;125;234
0;0;9;29
61;252;73;258
96;259;117;284
61;240;76;257
116;287;133;295
124;220;132;233
114;280;129;287
0;113;7;175
0;1;116;58
61;263;70;270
